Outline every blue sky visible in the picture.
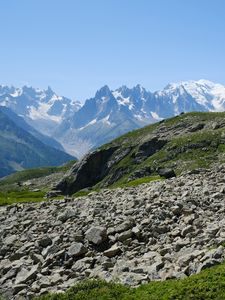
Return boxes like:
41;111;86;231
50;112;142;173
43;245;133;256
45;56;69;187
0;0;225;101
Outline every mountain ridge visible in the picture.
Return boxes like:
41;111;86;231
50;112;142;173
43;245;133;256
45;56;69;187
1;80;225;158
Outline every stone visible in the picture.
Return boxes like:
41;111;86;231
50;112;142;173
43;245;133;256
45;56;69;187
117;230;132;242
68;243;87;257
57;209;76;222
4;235;17;246
13;284;28;295
2;163;225;298
85;226;107;245
197;259;220;273
181;225;193;236
38;236;52;248
15;264;39;285
103;244;121;258
31;253;45;264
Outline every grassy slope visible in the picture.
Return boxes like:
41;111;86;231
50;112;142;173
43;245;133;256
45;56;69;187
96;112;225;188
0;160;76;186
34;262;225;300
0;160;76;205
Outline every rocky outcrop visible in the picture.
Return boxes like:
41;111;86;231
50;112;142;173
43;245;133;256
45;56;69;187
56;147;118;195
157;168;176;179
55;137;168;195
1;164;225;299
133;137;167;163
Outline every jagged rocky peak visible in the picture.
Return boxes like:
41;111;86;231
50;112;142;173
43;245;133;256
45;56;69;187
95;85;112;98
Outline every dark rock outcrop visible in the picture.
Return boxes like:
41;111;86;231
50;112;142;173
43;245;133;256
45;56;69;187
56;147;118;195
157;168;176;179
134;137;167;163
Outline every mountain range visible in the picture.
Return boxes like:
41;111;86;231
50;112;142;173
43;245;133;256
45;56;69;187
1;79;225;159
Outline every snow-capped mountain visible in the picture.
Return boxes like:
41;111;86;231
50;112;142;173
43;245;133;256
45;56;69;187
153;79;225;117
1;80;225;158
0;85;81;135
53;85;157;157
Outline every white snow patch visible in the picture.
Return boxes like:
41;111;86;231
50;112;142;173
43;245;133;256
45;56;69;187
151;111;162;120
102;114;111;125
134;114;144;121
10;89;22;97
29;103;62;123
117;96;131;106
112;91;122;98
78;119;97;130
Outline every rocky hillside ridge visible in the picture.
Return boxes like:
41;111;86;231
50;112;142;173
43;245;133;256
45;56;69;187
55;112;225;195
1;164;225;299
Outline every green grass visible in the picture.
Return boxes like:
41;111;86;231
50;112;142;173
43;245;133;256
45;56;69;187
33;261;225;300
111;175;162;188
0;160;76;186
73;190;92;198
0;190;46;206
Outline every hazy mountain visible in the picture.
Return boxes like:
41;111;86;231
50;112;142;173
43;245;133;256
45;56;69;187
1;80;225;158
0;106;64;151
0;109;74;177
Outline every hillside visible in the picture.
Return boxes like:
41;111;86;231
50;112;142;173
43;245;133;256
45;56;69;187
56;111;225;195
0;109;74;177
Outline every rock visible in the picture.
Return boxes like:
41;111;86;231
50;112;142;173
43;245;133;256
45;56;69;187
31;253;45;264
4;235;17;246
181;225;193;236
104;244;121;258
38;236;52;248
45;190;62;198
13;284;28;295
57;209;76;222
2;163;225;298
132;227;141;239
197;259;220;273
68;243;87;257
134;137;167;163
15;264;39;285
189;123;205;132
85;226;107;245
117;230;132;242
157;168;176;179
55;147;118;195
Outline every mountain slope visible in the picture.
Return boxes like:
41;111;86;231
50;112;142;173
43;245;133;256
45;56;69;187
56;111;225;195
0;109;74;177
0;106;64;151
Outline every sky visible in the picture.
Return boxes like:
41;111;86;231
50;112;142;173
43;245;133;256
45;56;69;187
0;0;225;102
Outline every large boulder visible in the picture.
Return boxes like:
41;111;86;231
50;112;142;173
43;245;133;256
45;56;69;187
55;147;118;195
